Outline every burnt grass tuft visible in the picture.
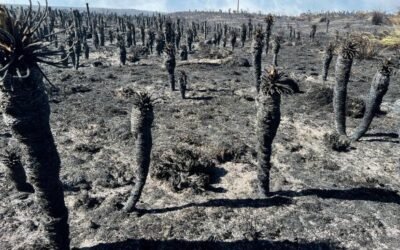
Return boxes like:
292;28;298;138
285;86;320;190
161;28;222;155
151;145;226;193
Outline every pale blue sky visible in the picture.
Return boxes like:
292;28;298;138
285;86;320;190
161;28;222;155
2;0;399;15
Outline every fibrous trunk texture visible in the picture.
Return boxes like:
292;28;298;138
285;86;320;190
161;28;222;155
84;43;89;59
265;15;273;55
168;70;175;91
0;138;34;193
179;77;187;99
0;68;70;250
252;33;264;92
351;69;391;141
256;92;281;196
265;33;270;55
272;42;280;67
334;54;353;136
322;46;334;81
73;42;80;70
165;48;176;91
120;47;126;65
272;53;278;67
124;97;154;212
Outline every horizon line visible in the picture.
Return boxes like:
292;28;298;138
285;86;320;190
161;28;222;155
3;3;396;16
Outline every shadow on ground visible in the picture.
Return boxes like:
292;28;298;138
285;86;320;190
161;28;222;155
79;238;341;250
137;196;292;214
363;132;399;138
361;132;399;143
186;96;213;100
130;187;400;215
274;187;400;204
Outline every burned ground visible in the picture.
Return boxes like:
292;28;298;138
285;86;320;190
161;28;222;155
0;12;399;250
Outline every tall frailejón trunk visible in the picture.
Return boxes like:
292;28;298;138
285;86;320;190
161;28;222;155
265;14;274;55
124;93;154;213
272;37;280;67
168;69;175;91
351;61;392;141
179;71;188;99
334;41;356;136
164;44;176;91
256;91;281;196
256;67;295;196
252;29;264;92
0;68;70;249
322;43;334;81
265;32;271;55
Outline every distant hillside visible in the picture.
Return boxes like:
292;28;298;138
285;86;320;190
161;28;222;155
5;4;157;15
55;6;157;15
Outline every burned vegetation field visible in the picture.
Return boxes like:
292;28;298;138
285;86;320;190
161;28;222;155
0;2;399;250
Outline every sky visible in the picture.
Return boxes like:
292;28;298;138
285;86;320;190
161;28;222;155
1;0;399;15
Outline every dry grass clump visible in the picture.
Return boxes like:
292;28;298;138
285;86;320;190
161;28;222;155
371;11;385;25
390;13;400;25
176;134;249;164
323;133;351;152
346;97;366;119
151;145;217;193
128;45;150;62
207;141;249;164
197;44;232;59
378;13;400;48
350;33;380;60
114;86;136;99
380;30;400;48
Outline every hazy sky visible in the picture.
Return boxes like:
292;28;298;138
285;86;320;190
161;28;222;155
2;0;399;15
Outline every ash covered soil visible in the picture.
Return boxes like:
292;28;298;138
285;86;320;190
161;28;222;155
0;13;399;250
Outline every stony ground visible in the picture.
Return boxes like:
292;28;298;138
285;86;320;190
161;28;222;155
0;13;399;250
